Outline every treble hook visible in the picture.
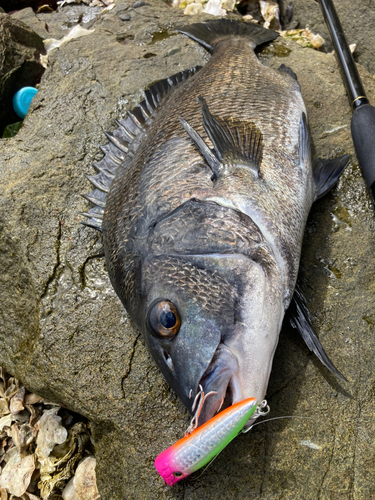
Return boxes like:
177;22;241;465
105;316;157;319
185;385;217;436
242;399;270;434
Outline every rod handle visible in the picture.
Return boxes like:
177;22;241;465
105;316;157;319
351;104;375;203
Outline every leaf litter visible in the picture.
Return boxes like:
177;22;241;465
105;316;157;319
0;368;100;500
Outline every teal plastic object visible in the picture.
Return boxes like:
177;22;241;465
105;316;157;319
12;87;38;119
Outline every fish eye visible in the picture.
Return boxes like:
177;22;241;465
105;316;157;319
173;471;183;477
148;300;181;339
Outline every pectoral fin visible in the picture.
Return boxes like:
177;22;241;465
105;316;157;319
288;282;346;382
180;96;263;179
198;96;263;176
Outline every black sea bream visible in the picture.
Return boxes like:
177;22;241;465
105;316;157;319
82;19;348;426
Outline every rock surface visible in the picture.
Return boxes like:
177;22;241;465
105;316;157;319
0;1;375;499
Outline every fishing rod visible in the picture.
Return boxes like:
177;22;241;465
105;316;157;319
315;0;375;205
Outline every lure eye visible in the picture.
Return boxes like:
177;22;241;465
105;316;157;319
173;471;183;478
148;300;181;339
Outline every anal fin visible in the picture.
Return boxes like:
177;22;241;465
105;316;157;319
288;282;346;382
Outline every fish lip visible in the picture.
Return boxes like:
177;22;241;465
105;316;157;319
195;344;241;426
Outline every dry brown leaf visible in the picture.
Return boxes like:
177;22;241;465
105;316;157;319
36;4;55;12
36;409;67;459
0;416;12;433
0;370;92;500
9;388;25;416
73;457;100;500
25;406;40;429
61;478;78;500
2;447;18;466
0;453;35;497
24;395;43;406
0;437;8;458
259;0;280;29
0;401;9;418
4;379;19;401
11;423;35;455
25;492;41;500
38;423;89;499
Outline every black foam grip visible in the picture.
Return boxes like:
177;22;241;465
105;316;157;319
369;181;375;204
351;105;375;203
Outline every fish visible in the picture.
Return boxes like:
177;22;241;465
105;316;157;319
82;19;349;429
155;396;258;485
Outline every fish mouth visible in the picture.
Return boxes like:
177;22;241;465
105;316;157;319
196;344;243;426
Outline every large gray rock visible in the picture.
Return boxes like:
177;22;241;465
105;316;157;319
0;1;374;498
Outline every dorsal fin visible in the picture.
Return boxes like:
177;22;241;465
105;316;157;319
81;66;201;231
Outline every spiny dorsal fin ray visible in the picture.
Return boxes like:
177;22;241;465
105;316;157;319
177;19;278;54
288;282;346;382
81;219;103;231
84;173;112;193
93;162;116;180
82;66;202;231
80;205;104;220
99;144;126;165
198;96;263;176
82;189;107;209
104;131;129;154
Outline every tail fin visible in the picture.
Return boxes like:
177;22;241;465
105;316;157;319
177;19;278;53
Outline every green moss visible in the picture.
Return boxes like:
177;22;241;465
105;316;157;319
328;266;342;279
2;121;22;138
261;44;291;58
363;315;374;327
150;30;176;44
333;205;352;227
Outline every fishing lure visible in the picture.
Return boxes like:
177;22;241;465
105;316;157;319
154;394;258;486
